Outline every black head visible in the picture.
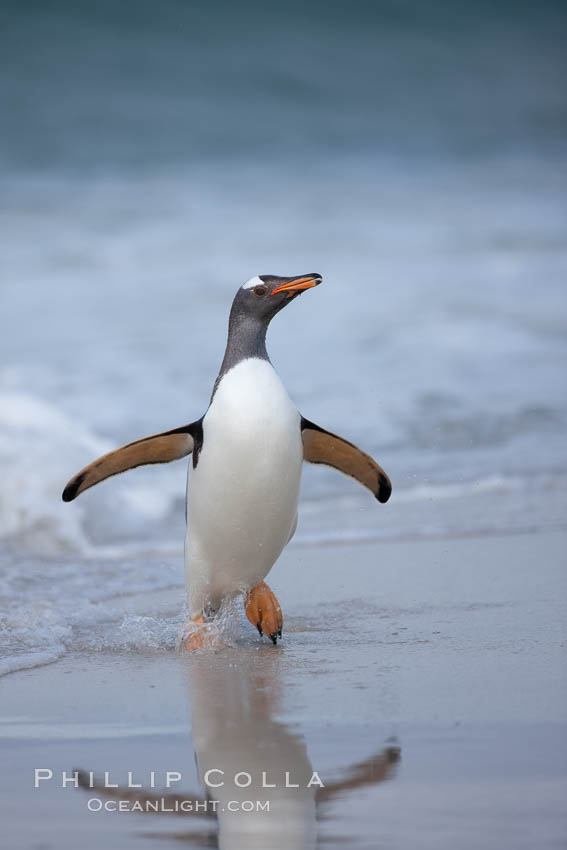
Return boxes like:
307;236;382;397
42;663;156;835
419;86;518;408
213;273;323;397
232;273;323;325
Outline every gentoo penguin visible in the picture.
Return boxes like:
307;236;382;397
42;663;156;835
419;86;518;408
62;274;391;648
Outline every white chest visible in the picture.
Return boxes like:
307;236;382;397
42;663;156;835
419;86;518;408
185;359;303;600
203;358;300;464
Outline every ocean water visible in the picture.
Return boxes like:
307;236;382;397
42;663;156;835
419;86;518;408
1;0;566;675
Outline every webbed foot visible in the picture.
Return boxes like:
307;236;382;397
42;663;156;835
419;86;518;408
244;582;283;644
180;615;213;651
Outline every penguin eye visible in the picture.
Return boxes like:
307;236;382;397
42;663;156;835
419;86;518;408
254;284;268;297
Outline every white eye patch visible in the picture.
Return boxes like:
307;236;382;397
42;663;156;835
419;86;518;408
242;276;263;290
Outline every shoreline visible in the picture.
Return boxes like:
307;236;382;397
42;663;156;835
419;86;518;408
1;525;566;681
1;529;566;848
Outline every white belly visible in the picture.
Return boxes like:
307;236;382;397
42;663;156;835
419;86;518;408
185;359;302;615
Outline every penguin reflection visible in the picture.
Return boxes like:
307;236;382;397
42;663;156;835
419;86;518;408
78;650;400;848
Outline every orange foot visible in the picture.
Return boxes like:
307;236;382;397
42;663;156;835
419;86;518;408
244;582;283;644
181;616;212;651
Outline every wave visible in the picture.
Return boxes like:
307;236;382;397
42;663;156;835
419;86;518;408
0;389;183;554
0;390;108;551
0;648;66;679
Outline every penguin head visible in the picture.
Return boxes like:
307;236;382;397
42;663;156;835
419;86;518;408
235;274;323;323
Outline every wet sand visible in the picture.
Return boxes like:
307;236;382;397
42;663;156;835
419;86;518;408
1;530;566;849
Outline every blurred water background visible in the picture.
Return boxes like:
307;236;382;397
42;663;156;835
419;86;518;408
1;0;566;673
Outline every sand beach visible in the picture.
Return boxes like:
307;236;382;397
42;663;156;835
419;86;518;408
1;530;565;849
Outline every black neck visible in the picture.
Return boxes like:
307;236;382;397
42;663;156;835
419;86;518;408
211;308;270;400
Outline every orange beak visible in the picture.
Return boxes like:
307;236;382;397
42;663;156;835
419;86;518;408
270;275;322;296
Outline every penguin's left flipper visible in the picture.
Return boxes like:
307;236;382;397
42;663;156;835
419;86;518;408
301;417;392;504
62;421;202;502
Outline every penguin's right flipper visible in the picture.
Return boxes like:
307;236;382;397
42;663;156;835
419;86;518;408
62;421;201;502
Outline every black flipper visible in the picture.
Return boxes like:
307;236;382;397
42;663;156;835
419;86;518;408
301;417;391;503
